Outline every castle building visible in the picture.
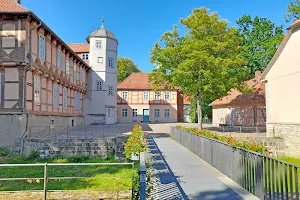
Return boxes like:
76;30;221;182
69;21;118;125
0;0;118;149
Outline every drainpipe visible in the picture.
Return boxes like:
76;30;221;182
20;20;42;155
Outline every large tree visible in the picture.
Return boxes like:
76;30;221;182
149;8;249;129
285;0;300;22
237;15;284;76
117;57;140;82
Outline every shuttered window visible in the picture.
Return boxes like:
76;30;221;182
80;69;83;81
66;59;70;74
34;75;40;105
57;50;62;69
74;65;77;81
53;84;59;108
74;92;81;111
39;34;45;60
63;87;67;109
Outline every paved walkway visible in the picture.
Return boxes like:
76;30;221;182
147;136;259;200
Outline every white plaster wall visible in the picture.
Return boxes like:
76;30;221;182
84;37;117;125
212;107;229;126
265;27;300;124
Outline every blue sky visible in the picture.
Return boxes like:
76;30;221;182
22;0;290;72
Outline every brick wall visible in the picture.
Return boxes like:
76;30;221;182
23;137;128;159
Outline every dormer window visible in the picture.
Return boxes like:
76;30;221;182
82;53;89;60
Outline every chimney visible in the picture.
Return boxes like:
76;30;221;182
255;71;262;81
12;0;21;4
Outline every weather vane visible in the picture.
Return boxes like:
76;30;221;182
101;16;104;28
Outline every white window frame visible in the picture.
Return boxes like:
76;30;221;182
63;87;67;109
57;50;62;69
122;109;128;117
164;109;170;118
39;34;46;60
144;91;149;100
82;53;89;60
154;91;160;100
108;57;114;68
108;85;113;95
66;59;70;75
34;75;40;105
164;91;170;100
53;84;59;108
132;109;138;117
122;91;128;100
96;40;102;48
96;80;102;90
74;65;77;81
154;109;160;118
97;57;103;63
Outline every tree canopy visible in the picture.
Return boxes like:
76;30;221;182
117;57;140;83
237;15;284;75
285;0;300;22
149;8;249;129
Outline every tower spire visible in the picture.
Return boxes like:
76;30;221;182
101;17;104;28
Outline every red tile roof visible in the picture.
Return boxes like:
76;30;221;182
118;72;153;89
209;78;265;107
0;0;28;12
68;44;89;53
183;96;191;105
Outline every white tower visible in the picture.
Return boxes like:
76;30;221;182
84;20;118;125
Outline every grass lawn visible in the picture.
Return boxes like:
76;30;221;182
277;156;300;166
0;155;139;192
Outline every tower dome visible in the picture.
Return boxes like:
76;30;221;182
86;20;118;43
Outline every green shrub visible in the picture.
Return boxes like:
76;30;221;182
123;124;147;159
0;147;10;157
27;150;40;160
175;126;268;154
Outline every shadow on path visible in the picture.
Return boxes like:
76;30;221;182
147;136;189;200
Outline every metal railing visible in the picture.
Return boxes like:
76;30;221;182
0;162;134;200
27;125;128;139
171;127;300;200
139;152;146;200
205;125;266;133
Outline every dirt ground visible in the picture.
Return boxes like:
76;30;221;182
0;190;131;200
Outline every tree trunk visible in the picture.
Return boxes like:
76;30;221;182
197;90;202;130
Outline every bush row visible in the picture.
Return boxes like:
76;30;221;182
175;126;268;154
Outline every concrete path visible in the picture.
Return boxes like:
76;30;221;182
147;136;259;200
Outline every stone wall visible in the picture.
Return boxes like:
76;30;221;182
267;123;300;156
23;137;128;159
28;115;85;137
236;136;285;156
0;114;26;153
